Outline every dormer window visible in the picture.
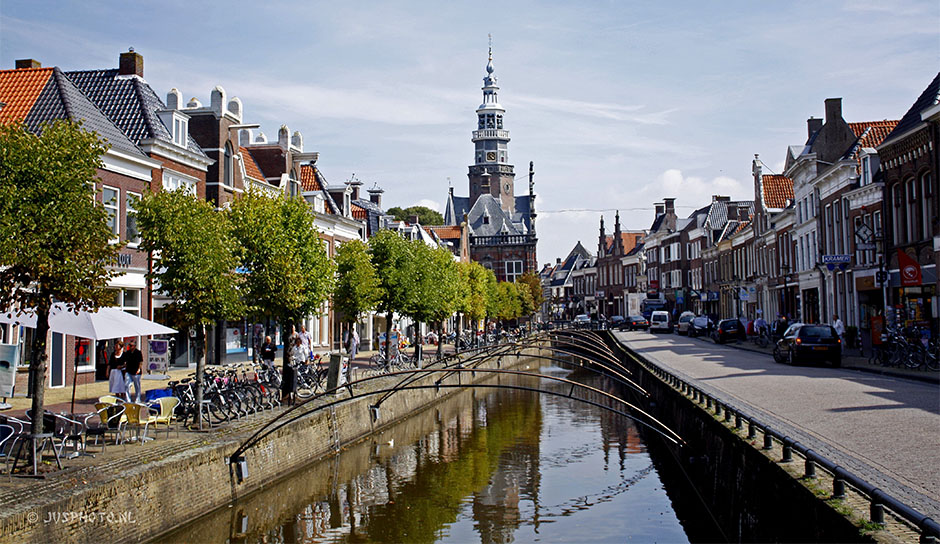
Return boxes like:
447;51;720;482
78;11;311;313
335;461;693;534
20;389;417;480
157;109;190;149
861;155;871;186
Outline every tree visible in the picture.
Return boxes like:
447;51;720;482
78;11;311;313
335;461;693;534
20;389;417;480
516;272;544;318
136;189;244;428
496;282;522;322
0;120;119;436
401;243;459;359
369;230;415;359
386;205;444;226
334;239;383;329
229;189;334;369
456;261;490;344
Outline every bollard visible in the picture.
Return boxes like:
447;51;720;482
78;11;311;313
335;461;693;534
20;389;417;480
747;421;756;439
706;397;713;410
832;478;846;499
763;429;773;450
724;408;733;423
805;459;816;478
871;502;885;525
782;441;793;463
714;402;721;416
735;413;743;429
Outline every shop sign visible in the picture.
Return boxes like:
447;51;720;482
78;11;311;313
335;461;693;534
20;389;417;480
897;249;922;287
148;339;169;376
856;275;876;291
707;291;720;301
823;254;852;271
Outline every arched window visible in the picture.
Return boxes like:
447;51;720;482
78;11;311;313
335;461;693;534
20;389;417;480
921;172;933;240
223;143;233;187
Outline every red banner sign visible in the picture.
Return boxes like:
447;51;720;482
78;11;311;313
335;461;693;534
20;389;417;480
897;249;922;286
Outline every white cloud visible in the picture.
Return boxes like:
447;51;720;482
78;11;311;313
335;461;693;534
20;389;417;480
639;169;751;210
415;199;442;212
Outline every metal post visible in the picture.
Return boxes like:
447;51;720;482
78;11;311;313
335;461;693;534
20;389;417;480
748;421;756;439
805;459;816;478
833;478;846;498
735;413;743;429
724;408;732;422
763;429;773;450
782;441;793;462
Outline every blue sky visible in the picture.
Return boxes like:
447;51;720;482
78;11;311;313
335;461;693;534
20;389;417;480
2;1;938;261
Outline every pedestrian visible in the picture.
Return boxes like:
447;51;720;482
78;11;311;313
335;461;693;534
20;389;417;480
108;341;127;398
299;325;314;362
260;335;277;371
283;336;305;405
833;314;845;340
346;325;360;382
123;340;144;403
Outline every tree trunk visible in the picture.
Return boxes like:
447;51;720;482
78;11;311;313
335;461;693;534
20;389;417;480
195;324;206;430
436;320;444;359
384;311;393;360
27;294;51;436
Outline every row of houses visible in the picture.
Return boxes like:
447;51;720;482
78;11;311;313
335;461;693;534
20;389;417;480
543;73;940;342
0;50;452;393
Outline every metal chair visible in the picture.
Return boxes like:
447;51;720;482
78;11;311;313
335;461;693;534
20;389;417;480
152;397;181;439
86;404;126;452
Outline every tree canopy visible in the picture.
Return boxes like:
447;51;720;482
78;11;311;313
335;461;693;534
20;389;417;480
386;205;444;226
333;239;383;323
0;120;119;434
228;189;334;325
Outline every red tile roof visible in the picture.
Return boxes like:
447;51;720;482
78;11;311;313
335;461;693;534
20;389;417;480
299;163;322;191
428;225;462;239
850;120;899;150
351;203;368;220
761;175;794;209
239;146;265;181
0;67;53;124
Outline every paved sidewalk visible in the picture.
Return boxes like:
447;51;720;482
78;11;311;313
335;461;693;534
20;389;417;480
686;333;940;385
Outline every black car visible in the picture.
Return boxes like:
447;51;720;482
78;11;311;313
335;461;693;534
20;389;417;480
621;315;649;331
711;319;745;344
688;316;713;338
773;324;842;366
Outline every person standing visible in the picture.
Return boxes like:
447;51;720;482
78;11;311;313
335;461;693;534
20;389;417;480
259;335;277;371
299;326;314;362
123;340;144;403
833;314;845;341
346;325;360;382
108;341;127;398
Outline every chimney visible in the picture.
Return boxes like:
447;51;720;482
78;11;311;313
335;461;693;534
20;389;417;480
119;48;143;77
556;257;562;265
824;98;842;124
807;116;823;138
727;203;739;221
166;88;182;110
663;198;676;214
713;195;731;203
15;59;41;69
408;215;420;225
368;186;384;208
654;202;665;215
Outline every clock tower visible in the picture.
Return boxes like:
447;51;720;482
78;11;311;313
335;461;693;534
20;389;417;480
468;41;515;212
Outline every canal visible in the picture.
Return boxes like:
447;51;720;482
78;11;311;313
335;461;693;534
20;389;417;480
156;365;723;543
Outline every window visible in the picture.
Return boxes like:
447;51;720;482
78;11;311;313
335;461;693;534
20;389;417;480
922;173;933;240
223;143;234;187
126;192;141;245
163;172;196;194
906;178;917;241
103;186;119;240
505;260;523;282
173;117;188;147
893;184;902;245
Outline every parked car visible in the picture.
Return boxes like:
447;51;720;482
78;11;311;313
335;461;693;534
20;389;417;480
621;315;650;331
649;311;672;333
773;323;842;367
688;315;714;337
675;311;696;335
711;318;745;343
610;315;625;328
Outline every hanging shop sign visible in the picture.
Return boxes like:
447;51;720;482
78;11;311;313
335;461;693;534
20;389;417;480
897;249;922;287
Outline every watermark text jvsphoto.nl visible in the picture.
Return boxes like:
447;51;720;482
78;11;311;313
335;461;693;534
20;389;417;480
25;510;136;525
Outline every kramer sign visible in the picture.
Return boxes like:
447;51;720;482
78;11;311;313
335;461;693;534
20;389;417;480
822;255;852;264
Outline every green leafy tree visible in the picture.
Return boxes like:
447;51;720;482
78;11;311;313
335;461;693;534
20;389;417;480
369;230;415;359
399;241;459;360
483;268;500;323
456;261;490;343
386;205;444;226
516;281;536;318
229;189;334;369
0;121;119;435
516;272;544;318
136;189;244;428
334;239;383;331
496;282;522;322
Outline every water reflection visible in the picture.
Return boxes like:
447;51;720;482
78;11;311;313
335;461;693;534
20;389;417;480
156;368;692;543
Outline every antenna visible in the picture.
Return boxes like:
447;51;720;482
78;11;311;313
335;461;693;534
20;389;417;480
488;34;492;59
447;176;452;187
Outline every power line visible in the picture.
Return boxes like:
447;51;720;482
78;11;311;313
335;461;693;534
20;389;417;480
539;206;700;214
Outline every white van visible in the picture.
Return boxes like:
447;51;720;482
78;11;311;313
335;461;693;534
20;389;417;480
649;311;672;332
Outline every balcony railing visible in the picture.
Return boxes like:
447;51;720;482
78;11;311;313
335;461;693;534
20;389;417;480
470;234;536;246
472;129;510;140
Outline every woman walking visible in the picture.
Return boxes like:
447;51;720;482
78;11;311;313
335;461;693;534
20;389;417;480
108;340;127;398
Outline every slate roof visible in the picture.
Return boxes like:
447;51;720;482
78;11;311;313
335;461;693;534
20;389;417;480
626;241;645;257
705;200;753;230
761;175;794;209
445;192;534;234
444;194;470;225
352;197;385;236
0;67;144;158
465;194;530;236
65;69;207;158
648;213;666;234
881;72;940;146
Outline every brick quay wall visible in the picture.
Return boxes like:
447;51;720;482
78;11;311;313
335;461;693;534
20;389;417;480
0;349;543;544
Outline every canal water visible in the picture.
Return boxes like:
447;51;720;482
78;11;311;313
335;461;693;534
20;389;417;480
157;366;722;543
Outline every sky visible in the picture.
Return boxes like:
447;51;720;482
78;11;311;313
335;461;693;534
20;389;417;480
2;1;938;262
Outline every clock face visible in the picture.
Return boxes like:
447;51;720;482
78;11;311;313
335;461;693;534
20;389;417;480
486;151;497;161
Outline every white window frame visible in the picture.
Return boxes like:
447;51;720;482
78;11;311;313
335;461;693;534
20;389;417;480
102;185;120;242
126;191;141;246
505;260;524;283
163;171;197;195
